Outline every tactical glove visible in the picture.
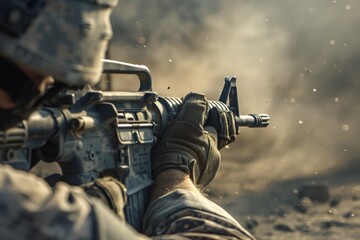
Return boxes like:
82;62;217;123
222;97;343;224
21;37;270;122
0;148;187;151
82;177;127;219
152;93;224;187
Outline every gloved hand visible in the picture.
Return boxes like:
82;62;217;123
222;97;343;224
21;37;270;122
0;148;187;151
152;93;236;187
82;177;127;219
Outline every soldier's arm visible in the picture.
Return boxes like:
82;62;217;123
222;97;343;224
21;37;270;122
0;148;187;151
145;94;254;239
0;165;148;240
143;169;255;240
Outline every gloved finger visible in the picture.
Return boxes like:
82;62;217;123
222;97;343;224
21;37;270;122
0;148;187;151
204;126;218;143
219;111;230;140
218;111;237;149
206;108;237;149
176;93;208;129
197;132;221;187
82;177;127;220
226;111;237;144
206;107;221;133
95;177;128;206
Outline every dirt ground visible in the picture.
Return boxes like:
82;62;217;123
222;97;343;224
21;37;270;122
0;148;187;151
207;141;360;240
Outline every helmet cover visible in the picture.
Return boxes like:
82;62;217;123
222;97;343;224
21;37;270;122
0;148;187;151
0;0;118;87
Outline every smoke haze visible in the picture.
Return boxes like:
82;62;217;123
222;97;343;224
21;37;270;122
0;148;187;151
109;0;360;191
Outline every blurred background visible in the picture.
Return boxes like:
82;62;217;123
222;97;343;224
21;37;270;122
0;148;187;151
108;0;360;222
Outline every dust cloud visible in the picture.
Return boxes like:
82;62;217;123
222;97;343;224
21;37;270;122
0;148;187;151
108;0;360;188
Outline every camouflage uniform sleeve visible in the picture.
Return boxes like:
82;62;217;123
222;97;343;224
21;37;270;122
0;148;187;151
143;189;255;240
0;165;149;240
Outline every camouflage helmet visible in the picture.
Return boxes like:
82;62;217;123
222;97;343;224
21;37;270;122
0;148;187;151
0;0;118;87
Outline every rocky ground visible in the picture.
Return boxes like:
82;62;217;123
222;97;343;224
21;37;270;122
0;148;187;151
208;147;360;240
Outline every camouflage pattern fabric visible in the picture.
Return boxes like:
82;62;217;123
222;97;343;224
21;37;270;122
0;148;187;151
0;164;254;239
144;189;255;240
0;165;147;240
0;0;118;87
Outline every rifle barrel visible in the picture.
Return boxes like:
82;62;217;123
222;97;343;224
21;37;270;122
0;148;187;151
236;114;270;128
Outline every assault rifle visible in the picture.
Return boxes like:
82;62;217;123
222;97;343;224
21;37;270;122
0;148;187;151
0;59;269;230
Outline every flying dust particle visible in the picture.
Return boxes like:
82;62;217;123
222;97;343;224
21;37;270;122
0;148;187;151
342;124;350;131
138;36;146;45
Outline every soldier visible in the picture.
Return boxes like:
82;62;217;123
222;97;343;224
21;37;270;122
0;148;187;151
0;0;254;239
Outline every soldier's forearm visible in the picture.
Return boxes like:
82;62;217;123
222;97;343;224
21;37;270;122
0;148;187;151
150;169;197;201
144;170;256;239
